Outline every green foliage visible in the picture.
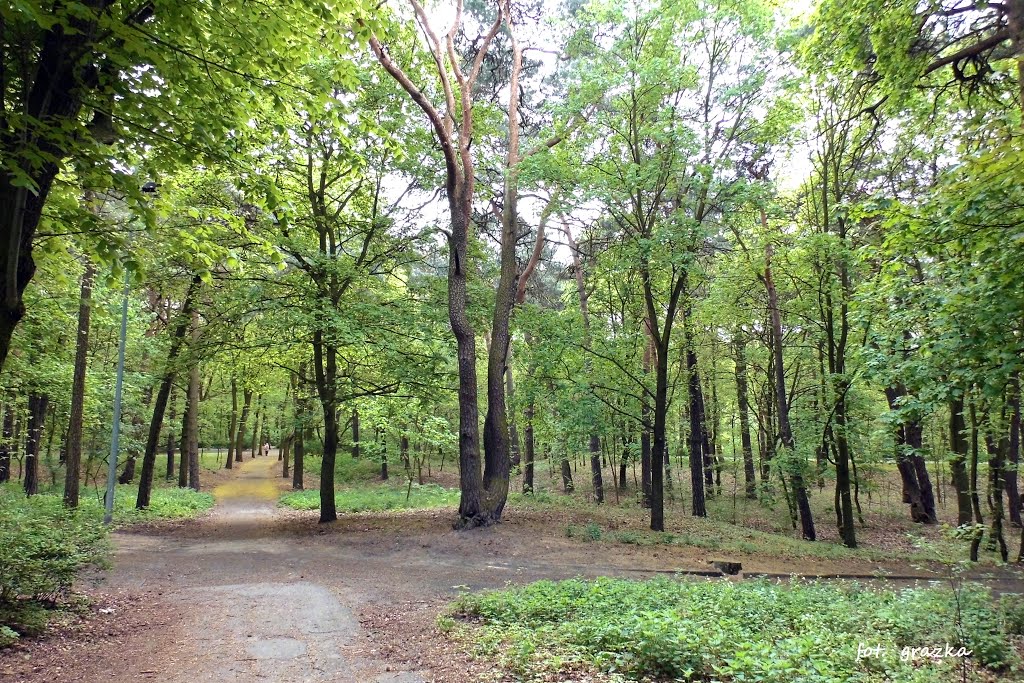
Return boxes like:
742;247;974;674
450;577;1018;682
279;483;459;513
0;490;109;604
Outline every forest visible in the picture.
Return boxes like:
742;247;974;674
1;0;1024;681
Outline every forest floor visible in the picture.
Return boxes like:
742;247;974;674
3;454;1024;683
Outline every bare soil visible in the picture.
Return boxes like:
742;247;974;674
3;454;1022;683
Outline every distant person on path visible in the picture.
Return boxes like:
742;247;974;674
263;441;270;457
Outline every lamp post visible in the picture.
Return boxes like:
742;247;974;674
103;180;157;524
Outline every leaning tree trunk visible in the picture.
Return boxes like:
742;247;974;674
764;242;815;541
63;259;95;508
23;393;48;496
165;387;176;480
185;312;201;491
136;278;199;509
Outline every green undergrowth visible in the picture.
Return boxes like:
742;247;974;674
562;518;942;564
279;482;460;512
449;577;1024;682
0;489;110;648
78;485;216;522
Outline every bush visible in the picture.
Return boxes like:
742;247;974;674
450;577;1018;682
0;490;109;604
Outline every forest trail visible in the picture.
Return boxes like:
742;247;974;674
68;455;428;683
17;454;1024;683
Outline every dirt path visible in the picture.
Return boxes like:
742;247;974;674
6;455;1024;682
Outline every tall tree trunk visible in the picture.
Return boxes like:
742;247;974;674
226;377;237;469
0;402;13;483
683;307;708;518
0;4;114;376
185;312;201;491
764;242;815;541
292;369;306;491
165;386;176;481
641;331;653;508
563;222;603;504
63;259;95;508
23;394;48;496
949;396;974;526
733;332;756;499
352;408;360;459
1006;374;1022;527
250;395;263;458
523;398;535;493
986;433;1010;561
136;277;200;509
234;388;253;463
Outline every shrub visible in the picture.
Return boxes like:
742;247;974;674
449;577;1018;682
0;490;110;605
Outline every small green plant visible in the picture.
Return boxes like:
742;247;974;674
0;626;18;648
583;522;602;542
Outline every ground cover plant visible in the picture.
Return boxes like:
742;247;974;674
280;483;460;513
449;577;1023;682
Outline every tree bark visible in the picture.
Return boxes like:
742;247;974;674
352;409;360;458
136;277;200;509
0;402;13;483
949;396;974;526
733;332;757;499
185;312;201;491
292;369;306;491
764;241;815;541
63;259;95;508
234;388;253;463
165;386;176;481
1006;373;1022;527
23;394;48;496
226;377;237;469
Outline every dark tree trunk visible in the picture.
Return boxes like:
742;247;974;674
313;326;340;523
986;433;1010;561
641;333;653;508
733;333;756;499
352;409;360;458
684;313;708;518
949;396;974;526
1006;374;1022;527
234;388;253;462
185;313;201;491
64;259;95;508
292;375;306;491
0;4;117;376
226;377;237;469
523;400;535;493
885;385;937;523
0;402;13;483
380;428;389;481
23;394;48;496
136;278;199;509
560;454;574;493
764;242;815;541
400;431;410;470
165;386;176;481
178;399;188;488
250;395;263;458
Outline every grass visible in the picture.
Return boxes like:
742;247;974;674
449;577;1023;682
0;483;216;524
279;482;460;512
